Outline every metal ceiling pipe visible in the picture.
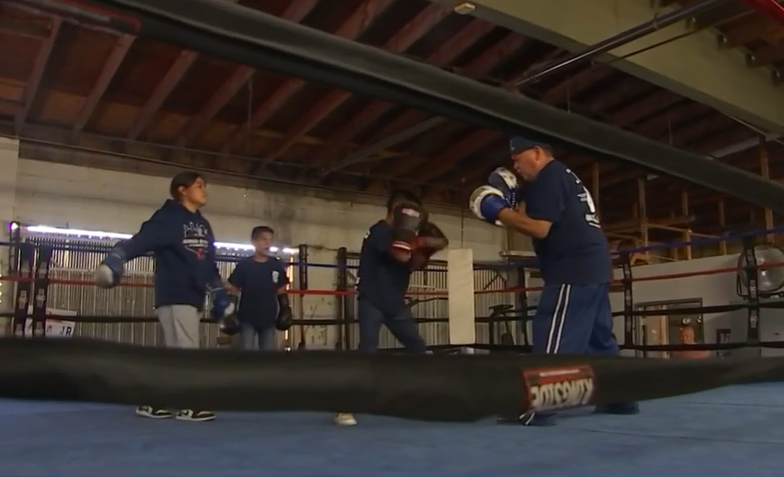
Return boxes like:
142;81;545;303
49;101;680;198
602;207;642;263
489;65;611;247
516;0;729;85
738;0;784;27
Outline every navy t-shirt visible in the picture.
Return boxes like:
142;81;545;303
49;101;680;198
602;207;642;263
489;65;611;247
228;257;289;327
357;221;411;316
523;160;613;284
118;199;221;309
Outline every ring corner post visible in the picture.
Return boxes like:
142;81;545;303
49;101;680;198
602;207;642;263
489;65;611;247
336;247;349;351
741;236;761;351
619;251;636;356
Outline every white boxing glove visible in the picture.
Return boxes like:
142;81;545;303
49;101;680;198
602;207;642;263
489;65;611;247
488;167;520;208
469;185;512;226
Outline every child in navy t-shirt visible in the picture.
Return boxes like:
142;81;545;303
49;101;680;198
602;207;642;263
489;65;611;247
228;226;289;351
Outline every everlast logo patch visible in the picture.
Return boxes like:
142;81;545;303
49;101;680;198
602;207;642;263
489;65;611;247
402;208;420;218
522;365;595;412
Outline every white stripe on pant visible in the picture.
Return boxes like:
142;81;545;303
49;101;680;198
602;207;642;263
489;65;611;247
156;305;201;348
545;284;571;354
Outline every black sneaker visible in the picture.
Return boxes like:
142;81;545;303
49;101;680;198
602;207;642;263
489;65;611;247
176;409;216;422
594;402;640;415
135;405;173;419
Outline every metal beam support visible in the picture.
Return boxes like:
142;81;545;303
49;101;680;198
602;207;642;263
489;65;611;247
429;0;784;134
516;0;728;85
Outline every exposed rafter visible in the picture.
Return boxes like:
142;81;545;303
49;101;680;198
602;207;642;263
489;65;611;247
173;0;320;150
71;34;134;142
219;0;396;161
15;16;60;134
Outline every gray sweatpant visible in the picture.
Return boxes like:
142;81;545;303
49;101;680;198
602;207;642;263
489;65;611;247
156;305;201;349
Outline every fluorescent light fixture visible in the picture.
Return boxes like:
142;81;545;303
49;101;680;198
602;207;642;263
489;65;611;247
23;225;299;255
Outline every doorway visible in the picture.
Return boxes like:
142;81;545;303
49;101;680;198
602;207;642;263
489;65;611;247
635;299;704;358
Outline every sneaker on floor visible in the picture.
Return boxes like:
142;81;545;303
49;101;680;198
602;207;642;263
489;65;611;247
135;405;173;419
176;409;216;422
334;413;357;426
497;411;557;427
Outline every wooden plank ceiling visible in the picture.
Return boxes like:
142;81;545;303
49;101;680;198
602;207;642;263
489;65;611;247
1;0;783;247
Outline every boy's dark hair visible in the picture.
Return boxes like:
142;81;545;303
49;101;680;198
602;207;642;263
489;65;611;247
251;226;275;240
386;190;421;212
169;171;204;200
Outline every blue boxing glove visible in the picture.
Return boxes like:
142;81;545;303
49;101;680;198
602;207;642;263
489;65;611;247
206;282;236;321
94;247;126;288
470;185;512;226
488;167;520;208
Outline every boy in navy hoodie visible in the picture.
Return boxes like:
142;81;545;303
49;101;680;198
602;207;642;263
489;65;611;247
94;171;233;423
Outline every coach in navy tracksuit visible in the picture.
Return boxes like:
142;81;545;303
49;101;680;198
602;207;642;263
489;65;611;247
470;137;639;426
93;171;233;423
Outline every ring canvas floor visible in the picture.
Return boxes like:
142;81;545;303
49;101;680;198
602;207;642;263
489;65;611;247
1;383;781;476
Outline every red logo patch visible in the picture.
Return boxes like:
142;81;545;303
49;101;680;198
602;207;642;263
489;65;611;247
522;365;595;413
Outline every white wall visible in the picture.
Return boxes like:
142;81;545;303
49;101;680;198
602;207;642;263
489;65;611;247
608;254;784;357
609;255;739;347
523;253;774;354
11;159;504;261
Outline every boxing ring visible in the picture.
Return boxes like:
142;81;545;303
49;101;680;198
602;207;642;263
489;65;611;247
3;223;784;476
6;0;784;475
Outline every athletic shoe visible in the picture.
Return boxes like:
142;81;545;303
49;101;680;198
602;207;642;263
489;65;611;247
135;405;173;419
497;411;557;427
176;409;216;422
334;413;357;426
594;402;640;415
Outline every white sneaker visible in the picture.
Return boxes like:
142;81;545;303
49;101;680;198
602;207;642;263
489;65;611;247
135;405;172;419
176;409;216;422
334;413;357;426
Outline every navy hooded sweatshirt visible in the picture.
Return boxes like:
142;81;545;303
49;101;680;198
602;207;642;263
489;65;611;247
117;199;221;309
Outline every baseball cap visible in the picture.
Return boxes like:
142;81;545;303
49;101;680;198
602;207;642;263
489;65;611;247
509;137;550;154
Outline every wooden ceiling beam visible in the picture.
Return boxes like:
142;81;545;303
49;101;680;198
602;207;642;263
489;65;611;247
126;0;239;141
1;119;459;199
408;130;500;181
174;0;319;150
15;16;60;135
719;14;778;48
0;12;51;39
71;34;134;142
304;22;521;171
258;2;455;168
219;0;391;162
748;42;784;67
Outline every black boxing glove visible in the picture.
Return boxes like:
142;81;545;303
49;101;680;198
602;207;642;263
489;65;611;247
275;293;293;331
220;314;241;336
414;221;449;258
391;202;427;251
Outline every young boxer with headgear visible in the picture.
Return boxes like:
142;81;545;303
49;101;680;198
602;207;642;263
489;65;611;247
93;171;235;423
334;190;449;427
470;137;639;426
226;225;293;351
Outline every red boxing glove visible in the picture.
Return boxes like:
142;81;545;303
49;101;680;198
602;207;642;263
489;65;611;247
413;221;448;258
